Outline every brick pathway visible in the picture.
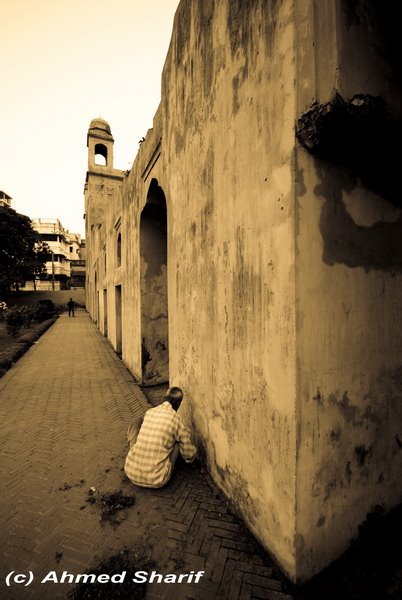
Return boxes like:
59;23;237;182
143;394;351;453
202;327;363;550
0;311;291;600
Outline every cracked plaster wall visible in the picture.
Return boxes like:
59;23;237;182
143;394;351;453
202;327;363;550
158;0;298;579
84;0;402;584
294;0;402;581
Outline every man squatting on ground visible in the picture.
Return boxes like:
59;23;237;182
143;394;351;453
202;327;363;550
125;386;197;488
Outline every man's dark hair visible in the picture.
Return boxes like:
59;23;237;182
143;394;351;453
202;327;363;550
166;386;183;410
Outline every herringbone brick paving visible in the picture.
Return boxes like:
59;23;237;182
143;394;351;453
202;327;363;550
0;311;292;600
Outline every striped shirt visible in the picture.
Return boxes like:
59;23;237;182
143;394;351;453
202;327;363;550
124;401;197;488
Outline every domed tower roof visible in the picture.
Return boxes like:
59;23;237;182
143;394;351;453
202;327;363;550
88;118;113;140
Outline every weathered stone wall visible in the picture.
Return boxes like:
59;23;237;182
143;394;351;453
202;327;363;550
84;0;402;583
85;184;121;326
294;0;402;580
159;0;298;577
85;0;298;577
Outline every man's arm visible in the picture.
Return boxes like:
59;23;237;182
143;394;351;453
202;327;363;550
175;415;197;463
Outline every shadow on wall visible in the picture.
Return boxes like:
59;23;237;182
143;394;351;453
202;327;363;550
296;93;402;272
292;503;402;600
296;94;402;208
315;162;402;273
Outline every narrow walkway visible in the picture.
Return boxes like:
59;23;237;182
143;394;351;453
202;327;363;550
0;312;290;600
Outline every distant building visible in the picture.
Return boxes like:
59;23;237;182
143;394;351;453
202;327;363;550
0;191;12;207
28;218;85;290
70;239;86;289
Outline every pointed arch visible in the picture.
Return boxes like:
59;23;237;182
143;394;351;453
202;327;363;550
140;178;169;384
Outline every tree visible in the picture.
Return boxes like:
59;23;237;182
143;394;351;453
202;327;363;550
0;205;50;297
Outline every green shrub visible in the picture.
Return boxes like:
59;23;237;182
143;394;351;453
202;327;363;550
0;301;7;322
0;353;13;370
37;298;56;311
5;307;25;338
34;299;56;323
19;305;36;328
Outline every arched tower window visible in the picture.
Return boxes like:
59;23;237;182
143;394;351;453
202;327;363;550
95;143;108;166
87;119;114;170
117;232;122;266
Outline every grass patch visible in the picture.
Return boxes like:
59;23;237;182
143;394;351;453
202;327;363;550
0;317;58;377
67;547;149;600
85;488;136;527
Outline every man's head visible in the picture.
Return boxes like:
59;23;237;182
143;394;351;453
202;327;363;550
165;386;183;411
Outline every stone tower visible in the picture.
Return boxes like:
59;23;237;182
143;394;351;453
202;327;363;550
87;118;115;171
84;118;124;327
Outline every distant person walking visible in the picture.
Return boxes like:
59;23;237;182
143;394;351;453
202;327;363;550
67;298;75;317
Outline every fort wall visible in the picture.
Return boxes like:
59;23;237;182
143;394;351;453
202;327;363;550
85;0;402;582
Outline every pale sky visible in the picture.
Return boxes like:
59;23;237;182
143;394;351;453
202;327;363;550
0;0;180;237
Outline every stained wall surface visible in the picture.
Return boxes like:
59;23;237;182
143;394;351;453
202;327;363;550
160;0;298;577
294;0;402;580
85;0;298;578
84;0;402;583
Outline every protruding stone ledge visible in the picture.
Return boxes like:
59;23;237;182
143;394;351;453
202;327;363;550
296;93;402;207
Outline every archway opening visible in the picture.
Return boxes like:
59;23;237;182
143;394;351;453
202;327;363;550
140;178;169;385
94;143;107;166
94;271;98;323
115;285;122;356
117;232;122;266
103;288;108;337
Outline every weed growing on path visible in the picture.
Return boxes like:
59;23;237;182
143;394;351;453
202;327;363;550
85;487;136;527
68;547;148;600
